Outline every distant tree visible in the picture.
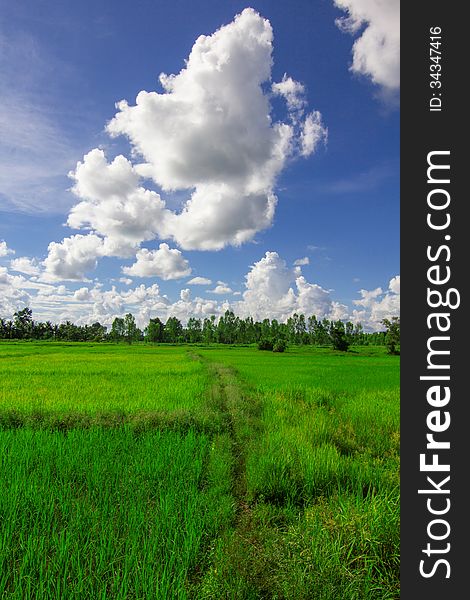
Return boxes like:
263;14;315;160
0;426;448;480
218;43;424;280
145;317;165;343
123;313;139;344
13;307;33;339
202;316;216;344
110;317;126;342
89;322;107;342
258;338;274;351
345;321;354;346
58;321;81;341
353;323;364;345
186;317;202;343
307;315;318;344
329;320;350;352
273;339;287;353
382;317;400;355
165;317;183;343
270;319;280;340
0;318;12;339
217;310;237;344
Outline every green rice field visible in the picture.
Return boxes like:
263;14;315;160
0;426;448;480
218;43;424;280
0;342;399;599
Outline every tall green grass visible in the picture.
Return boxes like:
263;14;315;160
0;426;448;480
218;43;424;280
0;342;400;598
0;343;219;431
0;427;233;599
196;345;400;599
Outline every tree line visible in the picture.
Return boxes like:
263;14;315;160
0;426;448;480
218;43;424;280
1;308;399;353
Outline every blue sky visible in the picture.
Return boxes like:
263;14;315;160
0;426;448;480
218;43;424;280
0;0;399;330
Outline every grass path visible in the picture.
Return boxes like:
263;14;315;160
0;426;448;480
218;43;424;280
191;351;400;599
191;357;304;598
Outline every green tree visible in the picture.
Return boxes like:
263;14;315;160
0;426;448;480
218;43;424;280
145;318;165;343
110;317;126;342
202;316;216;344
329;320;350;352
13;307;33;339
89;322;107;342
382;317;400;355
186;317;202;343
123;313;139;344
165;317;183;343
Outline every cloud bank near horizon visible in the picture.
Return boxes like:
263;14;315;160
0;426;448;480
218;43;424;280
1;246;399;332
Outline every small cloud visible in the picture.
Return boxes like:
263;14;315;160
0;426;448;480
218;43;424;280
209;285;233;295
0;241;15;257
74;287;92;301
187;276;212;285
122;244;191;280
180;288;191;302
294;257;309;266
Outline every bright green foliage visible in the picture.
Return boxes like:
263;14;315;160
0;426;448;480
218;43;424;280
0;343;209;423
382;317;400;355
110;316;125;342
123;312;140;344
196;345;399;599
0;342;399;599
272;339;286;353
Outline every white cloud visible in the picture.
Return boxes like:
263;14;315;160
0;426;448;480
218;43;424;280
334;0;399;94
272;74;306;112
74;287;92;301
389;274;400;294
37;8;327;284
100;7;326;251
180;288;191;302
10;256;41;276
67;149;167;257
43;234;104;281
209;284;233;295
353;285;383;308
122;244;191;280
0;241;14;257
294;256;310;266
187;276;212;285
0;266;31;317
300;111;328;156
352;275;400;329
240;251;338;322
295;275;342;318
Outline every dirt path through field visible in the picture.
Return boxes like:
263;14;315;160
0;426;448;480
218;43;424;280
207;363;256;514
188;356;271;596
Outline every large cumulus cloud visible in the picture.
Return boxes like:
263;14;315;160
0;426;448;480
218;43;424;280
239;251;343;322
43;7;326;280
